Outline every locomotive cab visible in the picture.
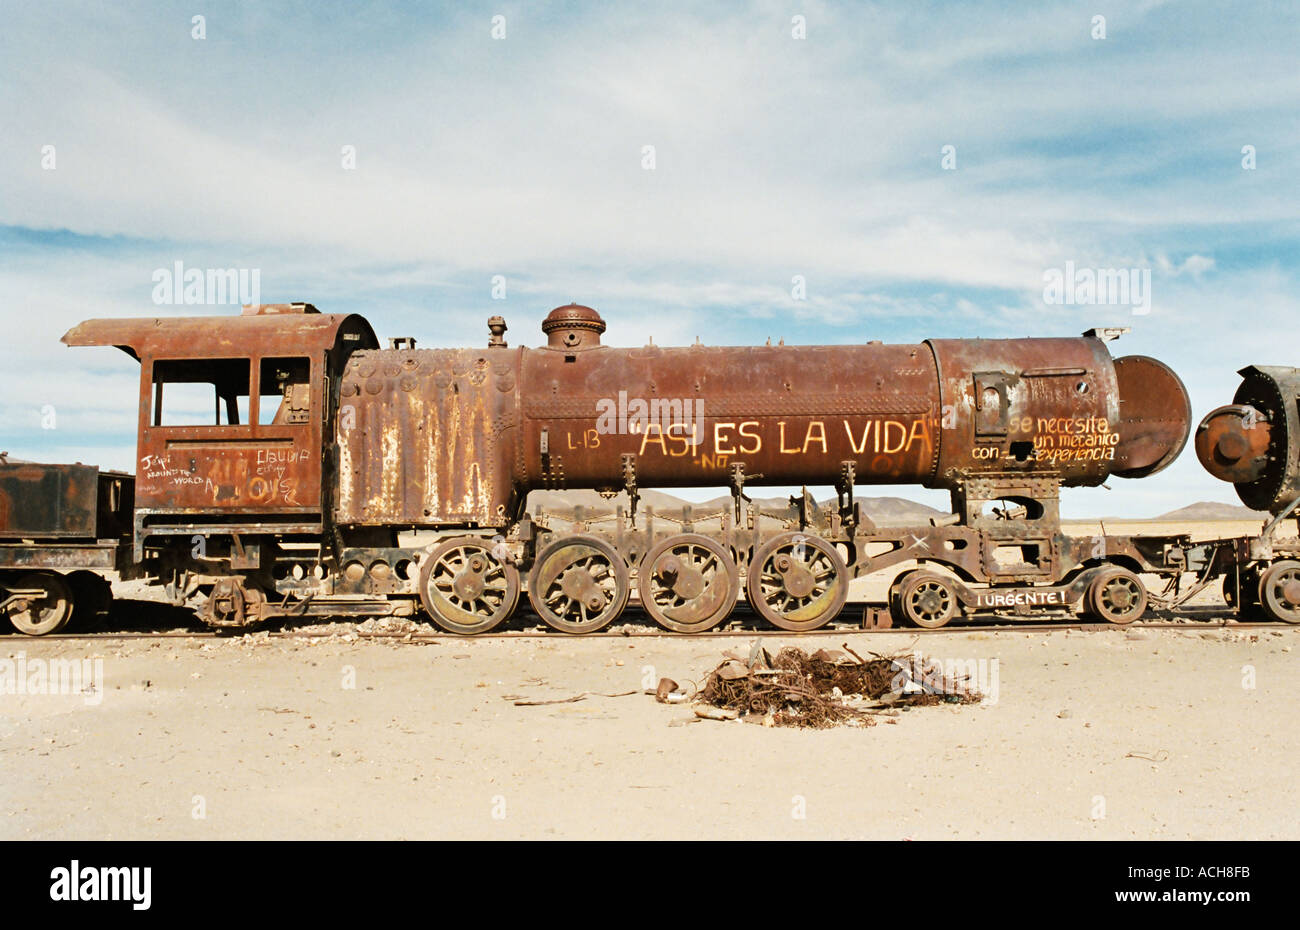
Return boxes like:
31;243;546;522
62;304;378;571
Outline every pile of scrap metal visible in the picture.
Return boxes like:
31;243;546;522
661;641;981;728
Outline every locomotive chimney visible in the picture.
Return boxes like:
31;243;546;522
542;303;605;350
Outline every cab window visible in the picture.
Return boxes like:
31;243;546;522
258;357;312;425
152;359;250;427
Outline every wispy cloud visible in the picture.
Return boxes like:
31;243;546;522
1;0;1298;515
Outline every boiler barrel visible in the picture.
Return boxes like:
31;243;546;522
513;335;1189;493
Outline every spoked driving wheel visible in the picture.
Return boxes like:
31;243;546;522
745;531;849;632
419;537;521;634
1087;567;1148;624
1259;560;1300;623
528;535;630;633
5;572;74;635
638;534;740;633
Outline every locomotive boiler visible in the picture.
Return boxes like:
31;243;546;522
41;301;1195;636
335;305;1186;522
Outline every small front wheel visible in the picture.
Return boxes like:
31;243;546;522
1259;560;1300;624
895;571;958;629
1087;568;1148;624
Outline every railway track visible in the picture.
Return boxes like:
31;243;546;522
8;605;1293;643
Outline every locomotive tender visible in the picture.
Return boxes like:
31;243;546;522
2;300;1297;634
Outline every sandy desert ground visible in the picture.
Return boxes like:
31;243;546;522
2;517;1295;840
2;624;1295;840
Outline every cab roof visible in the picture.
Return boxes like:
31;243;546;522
61;304;379;361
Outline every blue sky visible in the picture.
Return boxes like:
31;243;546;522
2;0;1298;516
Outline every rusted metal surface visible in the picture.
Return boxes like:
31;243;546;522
0;542;126;571
1111;355;1192;478
514;309;1190;498
882;565;1128;628
861;604;893;629
335;347;518;528
199;576;266;627
637;533;739;633
1187;366;1300;623
418;536;520;634
928;337;1119;487
1196;405;1273;484
541;302;606;349
2;571;73;635
746;531;849;631
1085;567;1149;624
63;304;377;523
521;319;939;490
61;303;364;361
1258;560;1300;623
0;463;133;540
1197;366;1300;513
0;464;133;635
527;534;630;633
894;571;960;628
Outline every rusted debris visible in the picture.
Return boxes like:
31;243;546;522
862;605;893;630
693;642;981;729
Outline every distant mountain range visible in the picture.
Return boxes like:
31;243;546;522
1153;501;1265;521
526;490;1267;525
526;489;943;526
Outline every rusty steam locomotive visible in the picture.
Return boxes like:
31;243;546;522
2;301;1298;635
